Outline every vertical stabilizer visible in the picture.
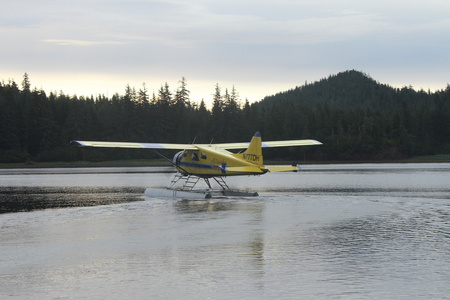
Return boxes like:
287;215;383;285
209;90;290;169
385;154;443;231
242;132;263;165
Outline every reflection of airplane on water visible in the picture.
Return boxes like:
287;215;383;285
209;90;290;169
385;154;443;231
71;132;321;196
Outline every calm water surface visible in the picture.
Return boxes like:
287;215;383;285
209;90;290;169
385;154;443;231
1;163;449;299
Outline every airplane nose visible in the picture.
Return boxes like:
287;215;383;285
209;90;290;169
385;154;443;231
173;151;183;165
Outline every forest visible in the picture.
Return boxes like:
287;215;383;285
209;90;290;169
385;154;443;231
1;70;449;164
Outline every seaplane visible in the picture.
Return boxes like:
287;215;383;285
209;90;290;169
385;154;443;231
70;132;321;199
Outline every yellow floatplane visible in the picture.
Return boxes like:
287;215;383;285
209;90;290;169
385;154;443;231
71;132;321;198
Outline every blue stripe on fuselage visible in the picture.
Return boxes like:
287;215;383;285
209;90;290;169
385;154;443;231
178;161;215;170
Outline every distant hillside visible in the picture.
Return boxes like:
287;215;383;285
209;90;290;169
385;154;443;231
1;71;449;163
259;70;426;111
249;70;450;160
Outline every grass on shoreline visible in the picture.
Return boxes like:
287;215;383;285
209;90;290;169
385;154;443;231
1;154;449;169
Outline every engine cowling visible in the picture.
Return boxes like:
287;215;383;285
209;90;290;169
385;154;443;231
172;151;183;166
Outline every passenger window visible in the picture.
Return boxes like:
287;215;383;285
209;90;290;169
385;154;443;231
191;152;199;161
201;153;207;160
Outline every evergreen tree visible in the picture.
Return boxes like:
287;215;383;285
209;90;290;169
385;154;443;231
174;77;190;108
138;83;149;104
21;73;31;92
211;84;225;140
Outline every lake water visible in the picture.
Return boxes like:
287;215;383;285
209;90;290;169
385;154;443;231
1;163;449;299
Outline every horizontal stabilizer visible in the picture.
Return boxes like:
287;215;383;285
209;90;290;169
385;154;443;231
265;165;301;172
225;166;266;174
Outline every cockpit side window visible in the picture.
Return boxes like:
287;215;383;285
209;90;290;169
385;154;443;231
191;152;199;161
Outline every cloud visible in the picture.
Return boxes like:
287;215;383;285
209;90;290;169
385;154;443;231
4;1;387;46
43;39;128;46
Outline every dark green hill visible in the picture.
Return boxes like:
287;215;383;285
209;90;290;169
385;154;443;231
259;70;421;111
249;70;450;160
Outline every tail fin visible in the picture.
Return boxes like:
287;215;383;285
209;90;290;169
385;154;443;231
242;132;263;165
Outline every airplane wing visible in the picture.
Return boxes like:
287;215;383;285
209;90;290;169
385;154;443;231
262;139;322;147
70;141;197;150
70;138;321;150
214;139;322;149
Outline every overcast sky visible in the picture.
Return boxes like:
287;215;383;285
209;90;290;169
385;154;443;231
1;0;449;104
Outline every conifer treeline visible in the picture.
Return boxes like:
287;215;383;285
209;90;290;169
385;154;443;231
0;71;449;163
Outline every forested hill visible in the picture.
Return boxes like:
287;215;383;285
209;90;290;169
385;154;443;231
260;70;423;111
0;71;449;164
252;70;450;160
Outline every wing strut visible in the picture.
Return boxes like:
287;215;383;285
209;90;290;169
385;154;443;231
150;149;193;176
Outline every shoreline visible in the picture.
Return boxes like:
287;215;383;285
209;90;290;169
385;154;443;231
1;156;449;169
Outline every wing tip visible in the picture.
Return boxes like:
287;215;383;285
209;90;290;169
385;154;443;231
69;141;84;147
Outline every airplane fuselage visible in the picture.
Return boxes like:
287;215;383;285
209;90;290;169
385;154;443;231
172;147;266;177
